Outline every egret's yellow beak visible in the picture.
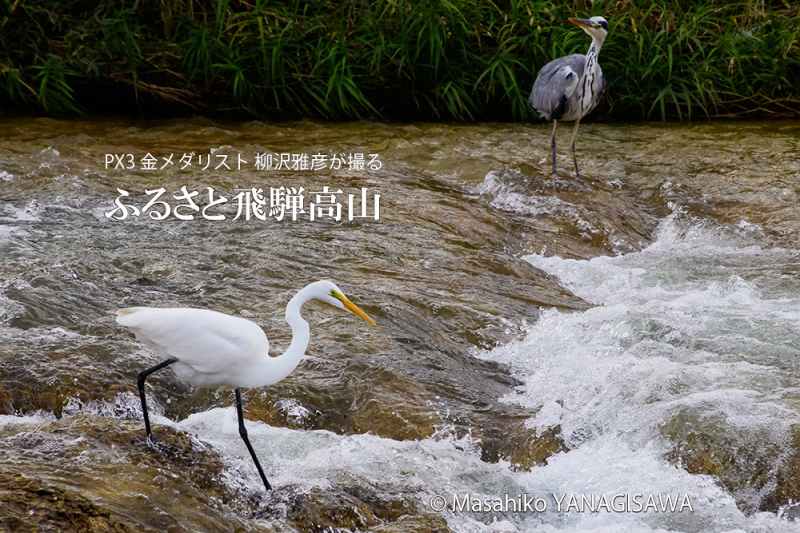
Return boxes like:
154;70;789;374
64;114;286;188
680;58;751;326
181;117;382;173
333;291;376;326
568;17;592;28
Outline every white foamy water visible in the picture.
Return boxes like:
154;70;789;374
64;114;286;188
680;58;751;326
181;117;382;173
129;214;798;532
476;172;600;239
500;214;800;444
474;170;628;251
161;406;792;532
0;200;42;239
0;413;53;427
146;216;797;532
0;200;41;222
21;212;793;532
476;171;582;218
475;213;800;530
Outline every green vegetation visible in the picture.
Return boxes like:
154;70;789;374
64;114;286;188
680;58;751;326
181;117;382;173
1;0;798;120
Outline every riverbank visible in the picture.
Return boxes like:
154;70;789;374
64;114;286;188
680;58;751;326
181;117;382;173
1;1;799;120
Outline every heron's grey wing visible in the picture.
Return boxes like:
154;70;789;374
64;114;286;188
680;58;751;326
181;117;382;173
529;54;586;120
598;64;607;98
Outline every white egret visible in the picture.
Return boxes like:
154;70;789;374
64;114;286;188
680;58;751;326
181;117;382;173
116;280;376;491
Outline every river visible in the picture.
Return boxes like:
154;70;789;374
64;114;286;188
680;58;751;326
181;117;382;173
1;118;798;532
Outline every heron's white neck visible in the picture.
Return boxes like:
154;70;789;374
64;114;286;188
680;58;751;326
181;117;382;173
574;34;604;112
584;35;604;70
246;283;315;387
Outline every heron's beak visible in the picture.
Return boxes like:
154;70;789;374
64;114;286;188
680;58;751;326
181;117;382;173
568;18;592;28
335;292;376;326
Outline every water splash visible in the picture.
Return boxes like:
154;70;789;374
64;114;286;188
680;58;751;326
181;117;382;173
477;213;800;522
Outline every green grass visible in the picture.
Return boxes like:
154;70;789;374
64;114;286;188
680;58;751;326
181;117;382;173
1;0;798;120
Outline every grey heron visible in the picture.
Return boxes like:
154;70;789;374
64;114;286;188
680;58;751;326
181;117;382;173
530;16;608;177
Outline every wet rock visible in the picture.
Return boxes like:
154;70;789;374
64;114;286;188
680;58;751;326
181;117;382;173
371;514;451;533
0;472;133;532
760;425;800;514
242;364;440;440
262;479;451;533
0;414;455;531
475;168;662;258
661;412;786;514
0;328;184;419
276;487;379;531
0;376;133;418
479;415;566;470
346;366;440;440
505;425;565;471
0;415;272;532
0;384;14;414
244;393;321;431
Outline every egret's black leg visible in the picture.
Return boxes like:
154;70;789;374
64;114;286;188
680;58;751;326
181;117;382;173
137;358;177;440
569;119;582;178
550;119;559;177
235;388;272;491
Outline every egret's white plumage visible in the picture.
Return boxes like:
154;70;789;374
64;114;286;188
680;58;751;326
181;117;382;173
117;280;375;388
117;280;375;492
117;307;271;386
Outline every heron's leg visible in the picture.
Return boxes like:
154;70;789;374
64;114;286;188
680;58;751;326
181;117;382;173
550;120;559;177
569;119;582;178
235;388;272;491
137;358;177;441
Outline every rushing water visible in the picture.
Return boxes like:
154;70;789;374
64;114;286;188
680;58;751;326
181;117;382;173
1;118;799;532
